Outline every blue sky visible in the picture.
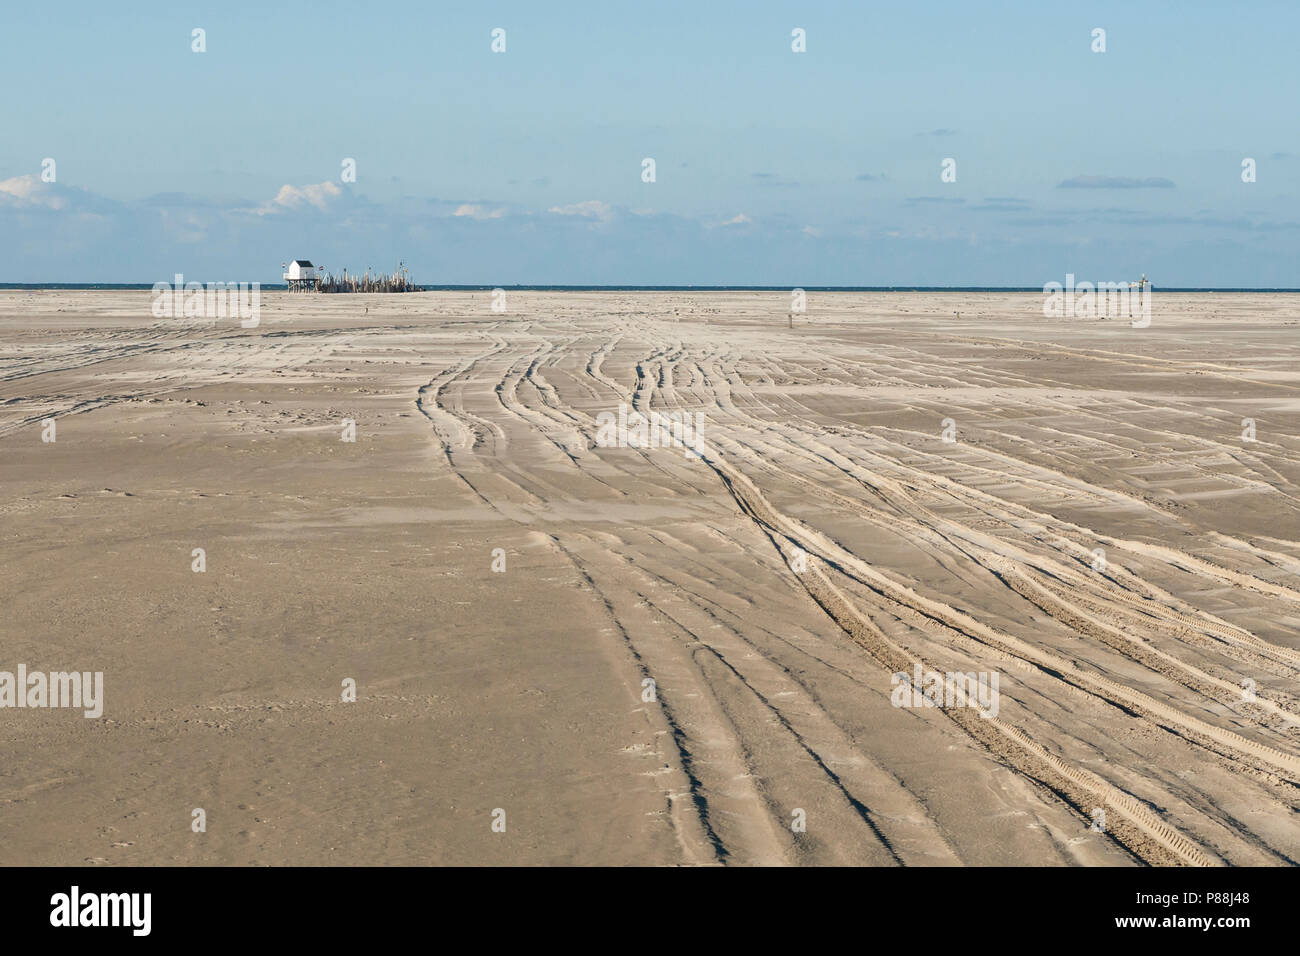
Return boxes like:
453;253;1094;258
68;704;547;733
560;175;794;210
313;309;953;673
2;0;1298;285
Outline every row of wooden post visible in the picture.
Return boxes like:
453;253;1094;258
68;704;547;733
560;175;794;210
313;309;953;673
314;265;418;294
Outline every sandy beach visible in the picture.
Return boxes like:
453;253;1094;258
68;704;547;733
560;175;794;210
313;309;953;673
2;289;1299;866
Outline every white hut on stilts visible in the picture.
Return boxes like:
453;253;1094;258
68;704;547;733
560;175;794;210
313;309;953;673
282;259;320;292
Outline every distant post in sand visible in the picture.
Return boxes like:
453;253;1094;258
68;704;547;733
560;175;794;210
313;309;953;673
1127;274;1149;318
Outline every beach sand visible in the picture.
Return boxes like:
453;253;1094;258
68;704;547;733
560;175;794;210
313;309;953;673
2;289;1298;865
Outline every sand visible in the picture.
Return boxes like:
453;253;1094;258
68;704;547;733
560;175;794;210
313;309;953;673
1;289;1298;866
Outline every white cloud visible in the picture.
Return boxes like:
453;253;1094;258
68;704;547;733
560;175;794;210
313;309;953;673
257;180;342;215
547;200;613;221
0;174;67;210
454;203;506;220
718;213;752;227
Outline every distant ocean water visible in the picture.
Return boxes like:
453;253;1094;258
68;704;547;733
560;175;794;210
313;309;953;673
3;284;1300;293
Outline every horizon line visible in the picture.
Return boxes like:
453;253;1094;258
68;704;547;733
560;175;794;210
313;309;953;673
5;284;1300;294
